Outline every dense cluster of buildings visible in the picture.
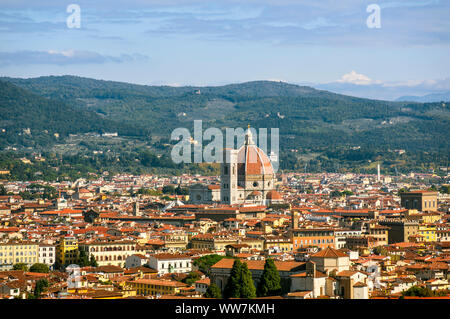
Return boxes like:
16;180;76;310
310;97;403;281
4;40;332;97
0;134;449;299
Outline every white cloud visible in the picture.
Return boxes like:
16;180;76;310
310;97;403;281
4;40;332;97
337;70;380;85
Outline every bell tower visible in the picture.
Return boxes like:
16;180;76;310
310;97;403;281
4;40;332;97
221;148;238;204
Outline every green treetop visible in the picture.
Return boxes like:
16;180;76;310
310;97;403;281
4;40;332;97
257;259;281;297
223;259;242;299
29;263;50;273
239;262;256;299
205;283;222;298
13;263;28;271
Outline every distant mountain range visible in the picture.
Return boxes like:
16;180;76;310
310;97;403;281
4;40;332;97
314;80;450;102
396;91;450;103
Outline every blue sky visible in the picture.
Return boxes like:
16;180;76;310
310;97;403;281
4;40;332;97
0;0;449;99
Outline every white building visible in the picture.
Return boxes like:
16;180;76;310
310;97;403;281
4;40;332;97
38;244;56;269
334;229;362;249
290;262;329;298
125;254;148;269
353;282;369;299
195;278;210;294
148;253;192;275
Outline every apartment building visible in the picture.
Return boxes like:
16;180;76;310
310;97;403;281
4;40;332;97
79;240;137;268
56;236;79;267
292;228;335;250
148;253;192;275
0;241;39;270
38;244;56;269
126;278;188;296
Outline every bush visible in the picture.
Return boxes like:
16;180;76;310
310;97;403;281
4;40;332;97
29;263;50;273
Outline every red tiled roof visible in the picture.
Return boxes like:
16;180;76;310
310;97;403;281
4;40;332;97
311;247;348;258
211;259;305;272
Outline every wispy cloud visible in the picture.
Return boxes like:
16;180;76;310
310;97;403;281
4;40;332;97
0;50;149;66
0;1;448;46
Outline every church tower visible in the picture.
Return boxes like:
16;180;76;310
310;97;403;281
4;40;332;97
221;148;238;204
133;201;141;216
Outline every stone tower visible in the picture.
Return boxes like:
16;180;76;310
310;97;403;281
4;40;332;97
221;148;239;204
133;201;141;216
292;211;299;229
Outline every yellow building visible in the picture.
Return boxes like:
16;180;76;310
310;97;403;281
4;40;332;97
421;213;442;224
57;236;79;266
161;233;189;250
405;210;441;224
264;236;293;252
0;241;39;270
418;224;437;242
126;278;188;296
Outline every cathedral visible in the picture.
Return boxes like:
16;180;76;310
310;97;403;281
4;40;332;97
189;126;283;206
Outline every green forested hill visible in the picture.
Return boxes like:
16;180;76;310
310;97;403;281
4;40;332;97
0;75;448;178
0;80;141;148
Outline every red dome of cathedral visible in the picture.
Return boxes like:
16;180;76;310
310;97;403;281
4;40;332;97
236;128;274;176
266;190;282;200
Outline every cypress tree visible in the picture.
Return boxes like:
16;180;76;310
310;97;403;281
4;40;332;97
34;279;49;299
77;249;89;267
239;262;256;299
90;255;98;267
224;259;242;299
205;283;222;298
257;259;281;297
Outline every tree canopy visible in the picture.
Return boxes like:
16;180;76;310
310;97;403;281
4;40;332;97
223;260;256;299
29;263;50;273
257;259;282;297
223;259;243;299
205;283;222;298
13;263;28;271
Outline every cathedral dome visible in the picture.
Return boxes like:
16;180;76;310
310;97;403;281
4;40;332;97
236;127;274;176
266;190;282;200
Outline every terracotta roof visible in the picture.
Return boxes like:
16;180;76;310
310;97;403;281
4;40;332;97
237;142;274;176
266;190;282;200
211;259;305;272
336;270;360;277
311;247;348;258
287;291;312;297
95;266;124;273
130;278;188;287
195;278;210;285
